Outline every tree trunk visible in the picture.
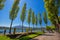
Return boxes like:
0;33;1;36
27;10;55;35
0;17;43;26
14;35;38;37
59;26;60;32
40;24;42;31
36;25;37;29
22;21;23;32
33;24;34;32
9;20;13;34
57;24;60;32
13;28;16;34
4;27;6;35
33;24;34;29
29;24;30;32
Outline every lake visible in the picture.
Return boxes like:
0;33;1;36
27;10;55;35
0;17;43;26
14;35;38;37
0;28;41;34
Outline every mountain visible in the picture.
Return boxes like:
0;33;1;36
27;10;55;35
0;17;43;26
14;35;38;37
0;26;9;29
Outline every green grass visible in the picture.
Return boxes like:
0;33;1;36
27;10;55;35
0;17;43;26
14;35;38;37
0;35;11;40
19;34;38;40
35;32;44;35
0;32;44;40
18;32;44;40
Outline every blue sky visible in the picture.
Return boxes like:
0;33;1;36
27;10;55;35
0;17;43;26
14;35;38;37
0;0;51;27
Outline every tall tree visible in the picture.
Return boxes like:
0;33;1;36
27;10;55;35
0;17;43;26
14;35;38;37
0;0;6;10
32;11;35;29
38;12;42;28
44;0;60;31
35;14;38;29
9;0;20;34
27;8;32;31
20;3;26;32
43;12;48;26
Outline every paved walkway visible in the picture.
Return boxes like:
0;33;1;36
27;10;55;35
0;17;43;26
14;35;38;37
30;32;60;40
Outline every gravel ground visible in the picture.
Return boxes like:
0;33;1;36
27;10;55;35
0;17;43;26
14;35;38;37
30;32;60;40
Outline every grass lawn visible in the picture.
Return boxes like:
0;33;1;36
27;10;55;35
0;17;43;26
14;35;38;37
0;35;11;40
0;32;44;40
13;32;44;40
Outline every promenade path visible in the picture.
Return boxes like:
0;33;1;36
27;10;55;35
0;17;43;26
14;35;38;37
30;32;60;40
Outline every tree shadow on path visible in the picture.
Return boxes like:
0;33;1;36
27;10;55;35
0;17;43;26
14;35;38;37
30;33;55;40
41;34;55;36
30;39;39;40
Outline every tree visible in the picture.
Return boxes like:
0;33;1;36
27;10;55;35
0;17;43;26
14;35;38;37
20;3;26;32
33;14;38;32
32;11;35;29
27;8;32;31
0;0;6;10
35;14;38;29
38;12;42;28
9;0;20;34
44;0;60;31
43;12;48;26
54;0;60;31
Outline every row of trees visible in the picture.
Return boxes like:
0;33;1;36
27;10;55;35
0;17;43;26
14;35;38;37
9;1;48;34
1;0;60;34
0;0;48;34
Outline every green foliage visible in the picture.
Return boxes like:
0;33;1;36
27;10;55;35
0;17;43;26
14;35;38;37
38;12;42;25
35;15;38;26
20;3;26;22
46;26;55;30
9;0;20;20
20;3;26;32
10;0;20;20
27;8;32;25
46;26;51;30
43;12;48;25
10;6;19;20
32;11;35;27
44;0;59;25
51;26;55;30
0;0;6;9
44;0;60;31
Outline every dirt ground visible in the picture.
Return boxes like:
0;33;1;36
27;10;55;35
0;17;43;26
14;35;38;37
30;32;60;40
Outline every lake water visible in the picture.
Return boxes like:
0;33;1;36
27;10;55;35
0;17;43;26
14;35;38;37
0;29;41;34
0;29;26;34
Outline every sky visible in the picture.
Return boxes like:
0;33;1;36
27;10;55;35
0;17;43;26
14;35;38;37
0;0;51;27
